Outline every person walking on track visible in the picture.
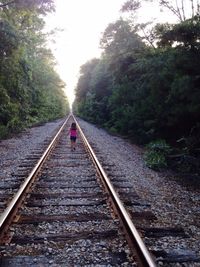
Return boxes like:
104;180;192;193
68;122;77;151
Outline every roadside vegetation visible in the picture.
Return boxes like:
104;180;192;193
74;0;200;175
0;0;69;139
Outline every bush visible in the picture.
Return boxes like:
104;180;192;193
7;117;24;133
144;150;167;169
144;139;171;170
0;125;8;139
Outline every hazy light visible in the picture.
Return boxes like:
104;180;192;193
46;0;177;107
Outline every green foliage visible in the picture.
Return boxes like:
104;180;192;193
155;16;200;49
74;13;200;174
0;0;55;14
0;0;69;139
0;125;8;139
168;125;200;173
144;150;167;170
144;140;171;170
74;58;113;125
146;139;171;154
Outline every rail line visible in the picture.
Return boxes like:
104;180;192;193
0;114;156;266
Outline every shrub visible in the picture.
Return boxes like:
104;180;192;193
144;139;171;170
0;125;8;139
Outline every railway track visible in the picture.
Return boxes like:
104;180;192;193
0;115;155;266
78;119;200;267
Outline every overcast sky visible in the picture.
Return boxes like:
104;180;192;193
45;0;175;105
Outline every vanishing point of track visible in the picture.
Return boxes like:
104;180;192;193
0;114;156;266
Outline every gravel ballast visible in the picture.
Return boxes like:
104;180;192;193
0;119;65;182
0;117;200;265
77;118;200;264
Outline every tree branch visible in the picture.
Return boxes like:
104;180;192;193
160;0;183;21
191;0;194;17
0;0;16;8
181;0;186;20
140;26;156;49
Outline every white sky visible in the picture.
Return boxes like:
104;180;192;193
45;0;177;106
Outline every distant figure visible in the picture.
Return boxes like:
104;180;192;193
69;122;77;151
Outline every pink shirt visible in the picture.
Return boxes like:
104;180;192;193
70;129;77;137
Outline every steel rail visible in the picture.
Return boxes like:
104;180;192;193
0;115;70;239
73;115;156;267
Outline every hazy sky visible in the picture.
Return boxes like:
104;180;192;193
46;0;174;105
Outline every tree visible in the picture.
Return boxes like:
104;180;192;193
121;0;200;22
0;0;69;138
155;15;200;49
0;0;55;14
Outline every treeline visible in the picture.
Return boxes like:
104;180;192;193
0;0;69;139
74;0;200;172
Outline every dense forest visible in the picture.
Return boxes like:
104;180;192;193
0;0;69;139
74;0;200;173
